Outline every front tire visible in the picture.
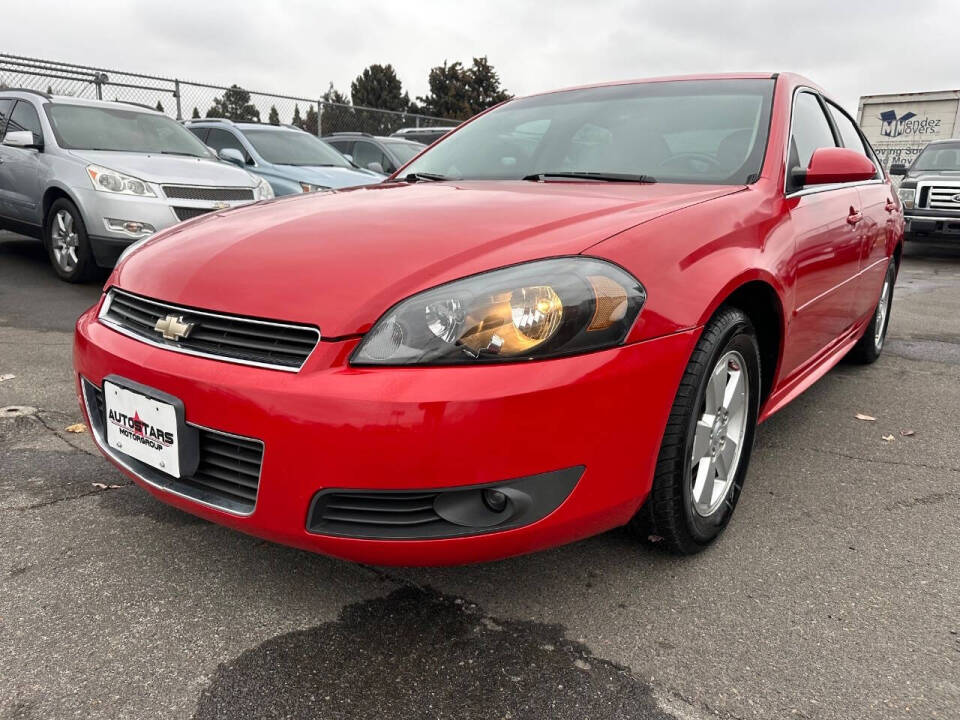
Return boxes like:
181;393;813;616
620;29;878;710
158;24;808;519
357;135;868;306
630;307;761;554
44;198;96;283
847;258;896;364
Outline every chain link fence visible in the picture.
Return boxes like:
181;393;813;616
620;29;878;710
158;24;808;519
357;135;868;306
0;53;457;137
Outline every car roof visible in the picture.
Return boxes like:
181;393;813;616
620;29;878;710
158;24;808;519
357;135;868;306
0;91;164;113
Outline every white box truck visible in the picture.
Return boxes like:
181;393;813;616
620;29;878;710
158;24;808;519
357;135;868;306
857;90;960;169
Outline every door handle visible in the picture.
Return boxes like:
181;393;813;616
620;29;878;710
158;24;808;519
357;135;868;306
885;198;896;212
847;208;863;225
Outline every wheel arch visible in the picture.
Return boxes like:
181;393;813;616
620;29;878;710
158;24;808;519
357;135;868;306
701;273;786;406
41;184;83;228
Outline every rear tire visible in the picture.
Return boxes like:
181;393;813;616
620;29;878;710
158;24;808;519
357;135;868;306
847;258;896;364
629;307;761;554
44;198;96;283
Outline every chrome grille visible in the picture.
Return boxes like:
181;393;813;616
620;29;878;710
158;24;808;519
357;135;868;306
100;289;320;371
173;206;215;222
924;185;960;210
162;185;254;201
88;382;262;513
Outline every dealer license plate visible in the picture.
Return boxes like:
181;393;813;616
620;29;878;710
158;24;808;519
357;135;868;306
104;380;181;478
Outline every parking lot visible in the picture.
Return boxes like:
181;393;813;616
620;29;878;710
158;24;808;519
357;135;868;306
0;230;957;719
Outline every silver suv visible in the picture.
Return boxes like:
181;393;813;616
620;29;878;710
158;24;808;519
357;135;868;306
0;90;273;282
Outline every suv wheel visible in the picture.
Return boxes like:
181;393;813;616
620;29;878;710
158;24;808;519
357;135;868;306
45;198;96;283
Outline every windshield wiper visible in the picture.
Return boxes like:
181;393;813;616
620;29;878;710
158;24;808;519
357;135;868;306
159;150;203;157
522;171;656;183
403;172;448;182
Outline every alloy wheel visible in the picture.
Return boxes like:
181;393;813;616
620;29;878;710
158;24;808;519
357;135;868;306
874;274;892;350
690;350;750;517
50;209;80;273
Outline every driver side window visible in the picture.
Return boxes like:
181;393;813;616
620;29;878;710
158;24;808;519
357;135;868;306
788;92;837;180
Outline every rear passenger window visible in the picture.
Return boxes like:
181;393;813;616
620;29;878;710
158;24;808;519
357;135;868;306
827;103;870;158
789;92;836;174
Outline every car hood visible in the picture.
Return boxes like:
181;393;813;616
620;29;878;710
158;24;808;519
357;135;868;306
115;180;741;337
69;150;257;187
282;164;384;189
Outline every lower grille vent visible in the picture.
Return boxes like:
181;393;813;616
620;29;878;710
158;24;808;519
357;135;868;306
87;382;263;514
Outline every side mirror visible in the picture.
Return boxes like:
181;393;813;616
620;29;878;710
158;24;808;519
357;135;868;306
2;130;41;150
218;147;246;167
888;163;907;176
792;147;877;188
366;161;385;174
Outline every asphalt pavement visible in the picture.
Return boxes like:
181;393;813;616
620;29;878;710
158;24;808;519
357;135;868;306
1;231;957;719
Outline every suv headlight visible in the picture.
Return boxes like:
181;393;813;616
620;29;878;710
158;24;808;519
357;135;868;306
352;257;646;366
253;175;274;201
897;187;915;209
86;165;156;197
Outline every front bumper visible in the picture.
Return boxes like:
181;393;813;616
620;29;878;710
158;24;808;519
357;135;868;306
74;302;697;565
70;187;252;266
904;210;960;238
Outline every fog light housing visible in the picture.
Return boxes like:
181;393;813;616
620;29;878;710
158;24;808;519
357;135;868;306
482;489;508;513
104;218;155;238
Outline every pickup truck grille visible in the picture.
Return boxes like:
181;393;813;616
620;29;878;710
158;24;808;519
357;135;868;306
922;185;960;210
100;289;320;371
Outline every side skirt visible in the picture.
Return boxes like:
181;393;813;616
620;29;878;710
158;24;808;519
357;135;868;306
759;314;871;423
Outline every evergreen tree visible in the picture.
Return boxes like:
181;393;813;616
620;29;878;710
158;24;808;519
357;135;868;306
268;105;280;125
206;85;261;122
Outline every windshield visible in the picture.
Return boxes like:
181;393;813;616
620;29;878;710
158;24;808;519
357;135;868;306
401;79;774;185
46;105;211;156
242;129;351;167
911;142;960;172
384;140;425;165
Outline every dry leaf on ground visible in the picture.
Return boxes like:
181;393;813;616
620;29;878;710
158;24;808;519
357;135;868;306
882;434;896;443
855;413;877;421
65;423;86;433
900;429;916;437
0;374;14;382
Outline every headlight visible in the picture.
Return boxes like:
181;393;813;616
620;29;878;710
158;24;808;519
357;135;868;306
897;187;915;209
299;182;328;193
86;165;155;197
254;176;274;200
352;257;646;365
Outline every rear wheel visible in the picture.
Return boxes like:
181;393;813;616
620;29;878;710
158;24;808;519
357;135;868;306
44;198;96;283
847;258;896;364
630;307;761;554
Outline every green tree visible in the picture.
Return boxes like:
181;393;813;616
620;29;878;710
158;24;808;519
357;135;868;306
321;84;352;135
192;107;201;119
292;103;303;129
466;56;511;111
268;105;280;125
350;64;410;111
206;85;261;122
303;105;318;135
155;100;164;113
322;82;350;106
417;56;511;120
416;61;470;119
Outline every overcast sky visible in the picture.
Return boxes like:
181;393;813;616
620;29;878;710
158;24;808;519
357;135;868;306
7;0;959;114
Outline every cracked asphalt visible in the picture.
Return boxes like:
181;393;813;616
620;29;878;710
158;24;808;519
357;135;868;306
1;231;958;720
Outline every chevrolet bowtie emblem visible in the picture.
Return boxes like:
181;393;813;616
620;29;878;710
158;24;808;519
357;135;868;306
154;315;195;342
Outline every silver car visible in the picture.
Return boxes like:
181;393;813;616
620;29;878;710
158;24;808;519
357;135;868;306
0;90;273;282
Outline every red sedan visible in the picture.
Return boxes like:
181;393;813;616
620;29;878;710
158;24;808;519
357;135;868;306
74;73;903;565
